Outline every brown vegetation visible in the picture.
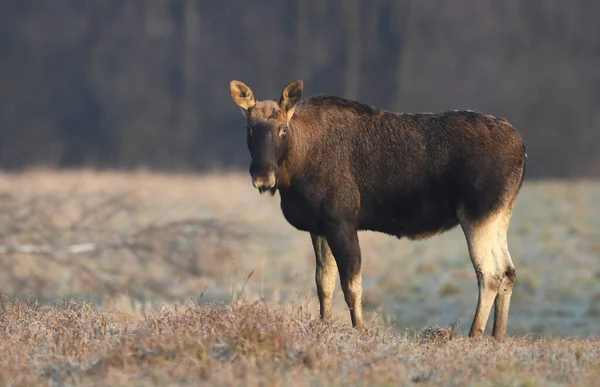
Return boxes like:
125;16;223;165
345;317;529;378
2;297;600;386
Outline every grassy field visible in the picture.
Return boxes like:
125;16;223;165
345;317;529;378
0;169;599;385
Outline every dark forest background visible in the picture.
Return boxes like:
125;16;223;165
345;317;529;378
1;1;599;178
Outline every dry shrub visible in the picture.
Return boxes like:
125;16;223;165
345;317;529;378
417;322;457;344
1;296;600;386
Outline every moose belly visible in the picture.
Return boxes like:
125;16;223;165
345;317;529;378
278;186;460;238
363;217;459;240
359;198;460;240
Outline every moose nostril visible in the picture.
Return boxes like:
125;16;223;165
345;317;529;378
265;171;276;187
252;172;276;189
252;176;267;188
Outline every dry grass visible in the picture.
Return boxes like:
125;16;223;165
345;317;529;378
2;296;600;387
0;169;599;385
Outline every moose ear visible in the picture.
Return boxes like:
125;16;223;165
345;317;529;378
279;80;303;121
230;80;256;117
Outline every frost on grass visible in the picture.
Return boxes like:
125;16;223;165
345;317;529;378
1;297;600;386
1;170;600;338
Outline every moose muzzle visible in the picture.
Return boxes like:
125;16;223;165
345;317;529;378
252;171;276;193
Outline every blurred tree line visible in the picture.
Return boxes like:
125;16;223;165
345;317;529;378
0;0;599;178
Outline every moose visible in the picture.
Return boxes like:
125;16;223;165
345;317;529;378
229;79;527;340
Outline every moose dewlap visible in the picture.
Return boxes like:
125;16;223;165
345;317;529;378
230;79;527;340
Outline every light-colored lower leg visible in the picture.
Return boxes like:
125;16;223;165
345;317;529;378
492;290;513;340
323;225;364;329
311;233;338;320
492;213;516;340
343;272;364;329
470;285;497;337
461;213;503;338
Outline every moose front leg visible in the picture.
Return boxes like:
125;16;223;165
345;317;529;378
324;223;364;330
310;233;338;320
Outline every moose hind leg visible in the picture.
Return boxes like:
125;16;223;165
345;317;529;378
492;211;517;340
460;212;508;338
325;224;364;330
310;233;338;320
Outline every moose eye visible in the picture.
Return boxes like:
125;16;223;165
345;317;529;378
280;126;288;136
